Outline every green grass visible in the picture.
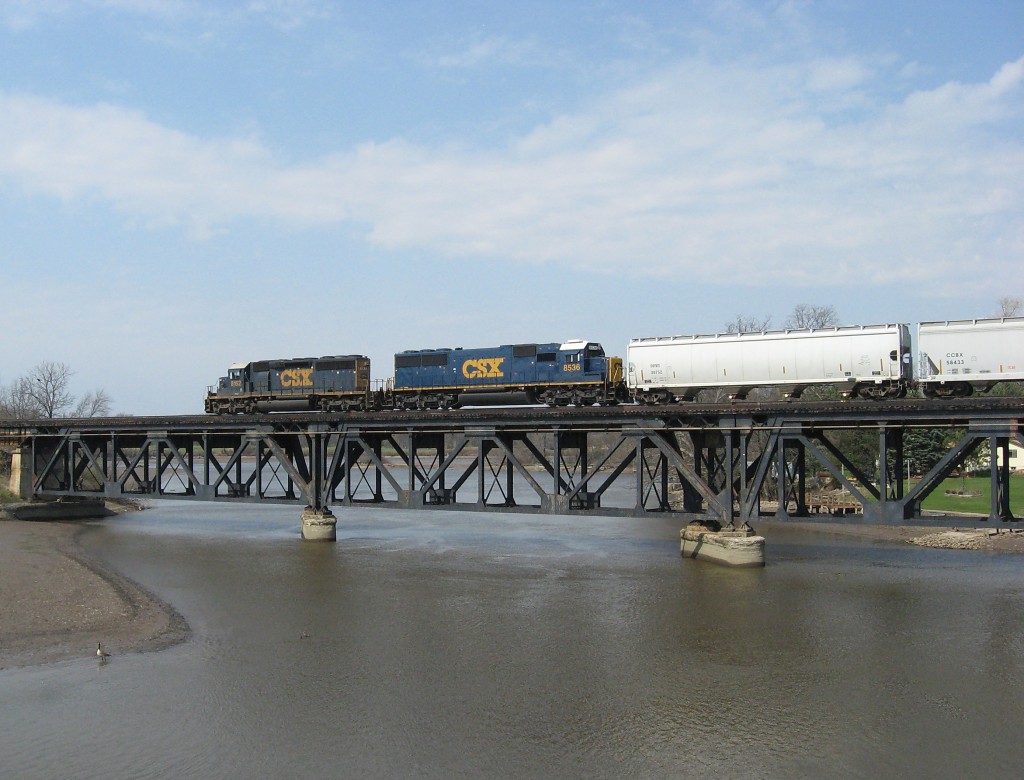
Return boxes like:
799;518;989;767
919;475;1024;516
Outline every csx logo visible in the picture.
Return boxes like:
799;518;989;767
281;368;314;387
462;358;505;379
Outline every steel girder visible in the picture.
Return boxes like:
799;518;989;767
15;405;1023;523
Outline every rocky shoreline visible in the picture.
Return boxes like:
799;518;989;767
757;518;1024;553
0;501;190;670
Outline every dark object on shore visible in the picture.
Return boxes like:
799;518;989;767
1;498;112;522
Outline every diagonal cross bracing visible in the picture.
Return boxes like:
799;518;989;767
10;399;1022;523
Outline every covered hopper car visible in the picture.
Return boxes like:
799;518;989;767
626;324;913;401
918;318;1024;398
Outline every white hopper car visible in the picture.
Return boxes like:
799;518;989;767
627;324;914;401
918;318;1024;397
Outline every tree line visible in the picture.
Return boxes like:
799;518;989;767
727;297;1021;336
0;361;112;420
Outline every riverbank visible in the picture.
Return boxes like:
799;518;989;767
0;502;190;670
757;518;1024;553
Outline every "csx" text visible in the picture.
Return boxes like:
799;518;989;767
462;358;505;379
280;368;314;387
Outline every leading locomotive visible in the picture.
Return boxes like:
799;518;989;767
204;355;374;414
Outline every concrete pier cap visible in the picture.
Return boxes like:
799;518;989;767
300;506;337;542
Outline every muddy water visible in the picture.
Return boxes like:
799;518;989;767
1;502;1022;779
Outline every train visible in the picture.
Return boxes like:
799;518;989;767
204;340;622;414
204;317;1024;414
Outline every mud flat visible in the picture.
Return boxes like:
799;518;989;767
0;502;189;670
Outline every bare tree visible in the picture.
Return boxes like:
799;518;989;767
0;363;112;420
997;296;1023;317
73;390;113;418
785;304;839;329
22;362;76;418
725;314;772;334
1;378;32;420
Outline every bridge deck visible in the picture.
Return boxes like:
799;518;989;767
4;397;1022;524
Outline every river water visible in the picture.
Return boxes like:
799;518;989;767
1;502;1022;779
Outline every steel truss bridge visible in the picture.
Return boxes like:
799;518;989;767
4;398;1022;525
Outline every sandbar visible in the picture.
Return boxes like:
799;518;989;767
0;506;189;670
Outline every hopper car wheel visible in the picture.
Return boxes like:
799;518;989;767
925;382;972;399
639;389;672;405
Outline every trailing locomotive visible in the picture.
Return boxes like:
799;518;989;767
392;339;624;409
204;317;1024;413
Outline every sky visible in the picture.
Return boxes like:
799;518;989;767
0;0;1021;415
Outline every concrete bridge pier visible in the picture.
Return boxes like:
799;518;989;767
8;449;30;499
300;506;337;542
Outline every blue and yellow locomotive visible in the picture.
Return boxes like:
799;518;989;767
205;355;373;414
393;339;624;409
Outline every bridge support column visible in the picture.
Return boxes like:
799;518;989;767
9;447;32;498
300;506;337;541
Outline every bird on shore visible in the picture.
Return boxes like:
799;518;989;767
96;642;111;659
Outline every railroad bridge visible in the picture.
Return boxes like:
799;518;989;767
3;398;1021;539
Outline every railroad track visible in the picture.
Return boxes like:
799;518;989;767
3;396;1022;436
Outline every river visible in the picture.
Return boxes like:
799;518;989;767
1;502;1022;779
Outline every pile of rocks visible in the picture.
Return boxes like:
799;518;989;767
909;527;1024;551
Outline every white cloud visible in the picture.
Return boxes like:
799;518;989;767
0;53;1021;291
417;32;555;71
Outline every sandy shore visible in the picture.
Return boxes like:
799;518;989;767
0;507;190;670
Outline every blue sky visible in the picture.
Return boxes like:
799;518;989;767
1;0;1021;415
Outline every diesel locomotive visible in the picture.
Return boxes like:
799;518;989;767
205;339;624;413
205;317;1024;413
204;355;374;414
